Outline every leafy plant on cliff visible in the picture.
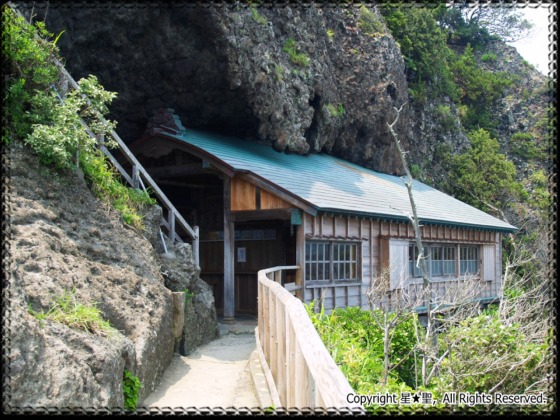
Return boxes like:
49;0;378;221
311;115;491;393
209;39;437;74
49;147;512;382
250;7;267;25
28;289;117;337
324;103;345;118
450;44;513;132
380;6;459;101
123;369;142;411
358;5;384;36
283;38;310;67
3;6;154;229
183;288;194;305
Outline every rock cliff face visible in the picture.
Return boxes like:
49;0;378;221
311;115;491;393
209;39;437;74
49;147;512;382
36;3;548;180
5;140;216;408
41;3;409;174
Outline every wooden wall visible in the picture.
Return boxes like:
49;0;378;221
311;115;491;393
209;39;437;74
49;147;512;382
302;212;500;312
231;177;291;211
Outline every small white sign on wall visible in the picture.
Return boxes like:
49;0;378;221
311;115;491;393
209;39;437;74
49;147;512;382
237;247;247;263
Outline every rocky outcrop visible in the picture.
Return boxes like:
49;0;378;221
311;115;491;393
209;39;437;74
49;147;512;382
37;3;409;174
159;244;218;356
5;140;209;408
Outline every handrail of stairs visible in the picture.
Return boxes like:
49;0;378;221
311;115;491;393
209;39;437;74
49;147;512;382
8;2;200;266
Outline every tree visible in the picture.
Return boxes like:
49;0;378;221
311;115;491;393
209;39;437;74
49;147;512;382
447;128;524;214
436;1;534;44
380;6;459;101
459;1;534;43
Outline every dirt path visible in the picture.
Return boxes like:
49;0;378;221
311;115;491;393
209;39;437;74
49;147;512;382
142;326;259;409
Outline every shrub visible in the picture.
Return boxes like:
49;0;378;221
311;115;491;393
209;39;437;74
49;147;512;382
448;129;523;212
28;289;116;337
438;312;548;394
510;132;544;160
283;38;309;67
326;28;335;41
306;304;418;391
481;52;497;62
434;104;456;131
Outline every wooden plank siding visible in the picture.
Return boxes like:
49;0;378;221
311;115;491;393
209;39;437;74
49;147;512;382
301;212;501;313
231;176;291;211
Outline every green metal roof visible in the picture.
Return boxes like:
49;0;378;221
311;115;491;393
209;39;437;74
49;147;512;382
159;128;517;233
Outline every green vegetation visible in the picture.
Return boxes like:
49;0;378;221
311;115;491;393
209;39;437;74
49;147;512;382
28;289;116;337
250;7;267;25
326;28;335;41
380;7;514;132
274;63;284;81
451;44;513;132
381;6;458;101
184;289;194;305
309;304;548;408
283;38;309;67
437;311;547;394
4;7;155;229
447;129;524;212
481;52;497;62
324;103;345;118
434;104;456;131
306;304;417;393
123;369;142;411
510;132;545;160
358;5;384;37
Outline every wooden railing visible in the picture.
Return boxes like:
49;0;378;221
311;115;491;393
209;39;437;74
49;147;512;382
56;63;199;264
257;266;363;410
8;2;200;265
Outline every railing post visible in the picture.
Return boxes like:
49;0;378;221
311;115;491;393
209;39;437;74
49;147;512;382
168;209;176;243
132;164;140;189
193;226;200;267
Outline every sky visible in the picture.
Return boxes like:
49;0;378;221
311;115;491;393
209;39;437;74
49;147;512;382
508;5;554;76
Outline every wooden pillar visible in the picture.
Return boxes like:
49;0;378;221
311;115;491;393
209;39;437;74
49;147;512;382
295;214;305;301
223;176;235;321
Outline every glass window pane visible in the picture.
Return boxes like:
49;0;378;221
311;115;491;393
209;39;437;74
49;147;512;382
333;244;339;261
311;243;317;260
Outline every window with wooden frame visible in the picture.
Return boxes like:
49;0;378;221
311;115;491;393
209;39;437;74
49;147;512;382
408;243;476;278
460;245;479;275
305;240;359;283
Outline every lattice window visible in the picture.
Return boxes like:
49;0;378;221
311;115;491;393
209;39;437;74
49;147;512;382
305;241;359;283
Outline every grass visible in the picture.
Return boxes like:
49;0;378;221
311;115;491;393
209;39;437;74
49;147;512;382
358;5;384;36
324;103;345;118
250;7;267;25
283;38;310;67
80;150;156;229
28;289;117;337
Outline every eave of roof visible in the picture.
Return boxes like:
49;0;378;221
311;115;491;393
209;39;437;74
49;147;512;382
136;128;517;234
